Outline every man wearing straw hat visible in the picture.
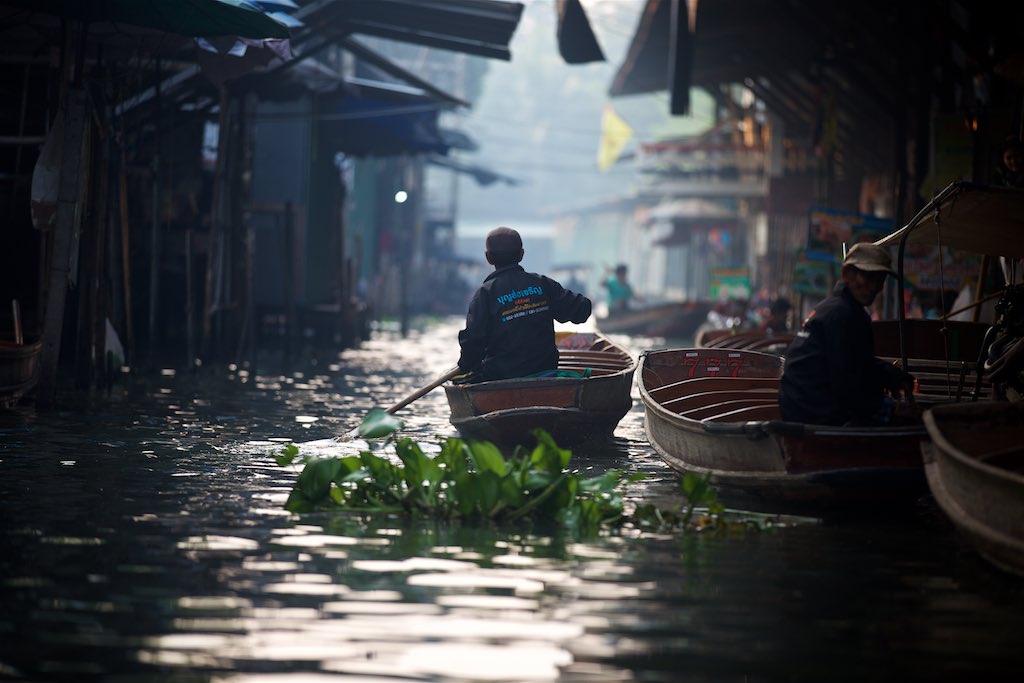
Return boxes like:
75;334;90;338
779;243;914;426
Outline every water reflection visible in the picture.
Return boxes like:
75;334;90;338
1;318;1023;681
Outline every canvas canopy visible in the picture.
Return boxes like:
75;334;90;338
875;181;1024;259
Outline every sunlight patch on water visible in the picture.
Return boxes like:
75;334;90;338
179;596;253;610
241;559;302;572
177;535;261;551
262;582;351;596
323;641;572;681
406;572;545;594
351;557;479;573
270;534;375;549
320;601;443;616
40;535;104;546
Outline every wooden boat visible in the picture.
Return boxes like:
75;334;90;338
639;182;1023;516
639;347;931;516
922;401;1024;576
0;338;41;408
444;331;636;446
700;329;796;355
596;300;711;339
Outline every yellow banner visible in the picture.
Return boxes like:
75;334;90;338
597;105;633;171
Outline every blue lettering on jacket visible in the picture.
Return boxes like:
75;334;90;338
496;286;543;305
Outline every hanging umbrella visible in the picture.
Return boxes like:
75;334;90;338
0;0;290;39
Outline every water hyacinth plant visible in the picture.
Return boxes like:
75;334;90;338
276;408;739;536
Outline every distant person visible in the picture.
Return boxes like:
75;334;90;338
995;137;1024;189
456;226;592;382
779;243;914;426
602;263;638;314
995;138;1024;285
757;297;793;335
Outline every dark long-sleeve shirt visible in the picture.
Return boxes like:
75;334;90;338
457;265;592;381
779;282;905;425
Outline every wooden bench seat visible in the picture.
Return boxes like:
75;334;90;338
663;387;777;412
648;375;780;402
880;356;993;403
679;397;779;420
703;403;782;422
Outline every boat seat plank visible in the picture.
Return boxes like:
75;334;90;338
558;356;630;367
663;388;777;412
679;397;779;420
880;356;993;402
557;357;626;366
648;375;779;402
702;403;782;422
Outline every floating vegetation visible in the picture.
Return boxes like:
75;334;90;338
276;409;760;536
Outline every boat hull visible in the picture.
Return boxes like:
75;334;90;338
596;301;711;339
0;339;42;408
923;401;1024;576
640;348;930;516
444;332;636;447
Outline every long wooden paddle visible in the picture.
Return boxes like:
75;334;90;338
383;364;462;415
339;364;462;440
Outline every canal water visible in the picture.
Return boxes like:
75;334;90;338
2;318;1023;682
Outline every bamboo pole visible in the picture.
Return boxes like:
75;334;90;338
118;145;135;363
147;58;162;364
12;300;23;345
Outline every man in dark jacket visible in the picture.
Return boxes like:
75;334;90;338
779;242;913;425
457;226;592;382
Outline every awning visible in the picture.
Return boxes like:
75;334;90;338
428;154;521;186
323;83;452;156
295;0;524;61
0;0;290;39
608;0;690;113
875;181;1024;259
556;0;604;65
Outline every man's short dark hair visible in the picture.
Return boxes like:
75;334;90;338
486;226;522;266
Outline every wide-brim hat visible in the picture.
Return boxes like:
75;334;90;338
843;242;896;276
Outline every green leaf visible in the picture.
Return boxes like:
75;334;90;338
396;438;443;506
296;458;342;504
437;437;470;477
467;440;507;476
579;470;626;495
358;408;404;439
530;429;572;469
452;471;476;516
333;456;364;480
475;470;503;517
499;474;526;508
275;443;300;467
360;452;403;490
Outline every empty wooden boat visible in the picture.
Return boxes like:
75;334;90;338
923;401;1024;576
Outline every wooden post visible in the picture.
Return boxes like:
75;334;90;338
202;86;231;361
147;58;162;364
37;87;87;407
12;300;23;345
185;228;195;367
118;145;135;363
285;201;296;359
